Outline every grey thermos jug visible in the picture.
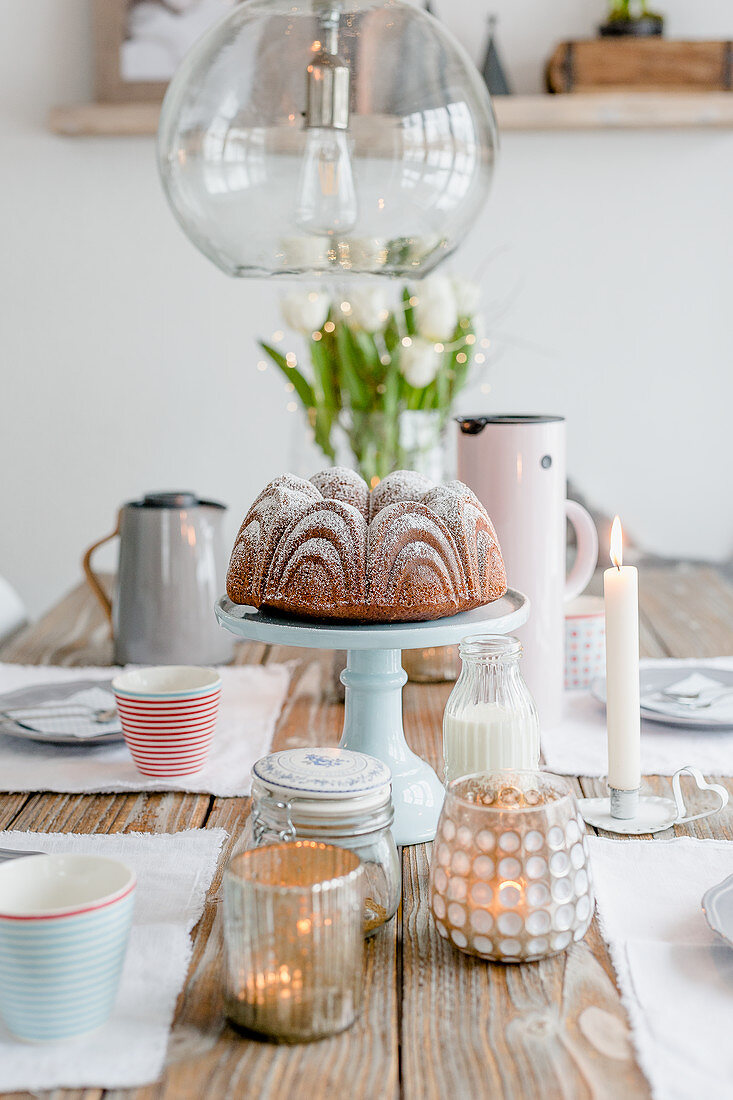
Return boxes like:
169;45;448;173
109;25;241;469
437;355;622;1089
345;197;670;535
83;491;233;666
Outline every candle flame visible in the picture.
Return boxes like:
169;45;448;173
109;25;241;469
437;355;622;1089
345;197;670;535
610;515;623;569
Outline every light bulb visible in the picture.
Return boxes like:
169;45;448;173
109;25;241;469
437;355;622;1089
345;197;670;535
295;127;358;236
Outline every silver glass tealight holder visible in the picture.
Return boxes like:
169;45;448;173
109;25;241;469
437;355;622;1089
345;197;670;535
223;841;365;1043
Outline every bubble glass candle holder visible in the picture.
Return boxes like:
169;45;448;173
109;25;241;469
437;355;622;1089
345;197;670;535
223;841;365;1042
429;771;595;963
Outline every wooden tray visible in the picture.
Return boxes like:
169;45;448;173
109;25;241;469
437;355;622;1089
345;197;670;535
547;39;733;94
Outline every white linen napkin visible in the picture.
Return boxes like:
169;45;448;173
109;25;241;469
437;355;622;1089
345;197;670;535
641;670;733;722
0;828;226;1091
0;663;290;795
589;835;733;1100
1;685;120;738
542;658;733;777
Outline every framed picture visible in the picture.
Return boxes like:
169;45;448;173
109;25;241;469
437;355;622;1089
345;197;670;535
92;0;235;103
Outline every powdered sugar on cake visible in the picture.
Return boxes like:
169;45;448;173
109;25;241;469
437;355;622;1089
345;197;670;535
310;466;369;521
226;468;507;622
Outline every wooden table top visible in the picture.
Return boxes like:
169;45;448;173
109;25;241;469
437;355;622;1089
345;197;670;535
1;563;732;1100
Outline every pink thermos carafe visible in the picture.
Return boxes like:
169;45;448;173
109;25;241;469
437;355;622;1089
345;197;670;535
456;415;598;727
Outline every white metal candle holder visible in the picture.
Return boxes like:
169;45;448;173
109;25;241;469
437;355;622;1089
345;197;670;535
215;591;529;847
578;766;729;835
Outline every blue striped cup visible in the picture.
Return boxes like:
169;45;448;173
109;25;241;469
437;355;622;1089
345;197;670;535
0;854;135;1042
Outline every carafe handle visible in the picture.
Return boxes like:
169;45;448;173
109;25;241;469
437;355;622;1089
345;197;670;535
81;513;120;627
565;500;598;602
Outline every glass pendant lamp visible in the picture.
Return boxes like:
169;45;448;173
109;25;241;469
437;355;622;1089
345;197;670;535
157;0;498;279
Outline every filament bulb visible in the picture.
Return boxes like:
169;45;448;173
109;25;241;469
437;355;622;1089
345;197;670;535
295;127;357;235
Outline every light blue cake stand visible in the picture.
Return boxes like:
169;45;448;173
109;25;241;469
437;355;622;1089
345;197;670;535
215;591;529;846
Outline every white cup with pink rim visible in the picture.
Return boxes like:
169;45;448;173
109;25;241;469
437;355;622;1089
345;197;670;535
112;666;221;777
565;596;606;691
0;854;135;1042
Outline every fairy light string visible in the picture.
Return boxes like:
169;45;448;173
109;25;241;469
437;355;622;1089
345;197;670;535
266;285;491;418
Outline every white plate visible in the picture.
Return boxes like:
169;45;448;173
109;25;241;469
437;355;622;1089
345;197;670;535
0;680;124;746
703;873;733;948
592;666;733;730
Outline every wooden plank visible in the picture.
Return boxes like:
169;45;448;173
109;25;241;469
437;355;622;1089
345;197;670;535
7;791;209;837
48;93;733;137
401;841;647;1100
403;680;451;780
2;1091;101;1100
0;578;114;666
638;565;733;658
587;565;668;657
0;576;265;669
638;612;669;659
0;794;29;830
496;91;733;130
49;101;161;136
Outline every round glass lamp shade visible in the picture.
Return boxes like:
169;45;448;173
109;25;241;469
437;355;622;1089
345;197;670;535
157;0;497;279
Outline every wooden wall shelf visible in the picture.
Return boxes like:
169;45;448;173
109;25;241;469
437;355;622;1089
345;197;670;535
48;92;733;137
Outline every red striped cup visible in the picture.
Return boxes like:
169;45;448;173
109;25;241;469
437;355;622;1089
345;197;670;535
112;666;221;777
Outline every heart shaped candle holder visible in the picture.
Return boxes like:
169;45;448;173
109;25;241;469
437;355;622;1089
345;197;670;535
578;765;729;835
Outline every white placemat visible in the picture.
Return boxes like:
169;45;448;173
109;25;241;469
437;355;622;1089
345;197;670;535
0;828;226;1091
543;658;733;777
590;835;733;1100
0;663;290;795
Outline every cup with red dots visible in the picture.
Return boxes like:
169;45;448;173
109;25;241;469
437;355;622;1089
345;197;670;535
565;596;605;691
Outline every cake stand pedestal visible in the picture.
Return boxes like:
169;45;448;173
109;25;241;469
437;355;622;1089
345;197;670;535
215;591;529;846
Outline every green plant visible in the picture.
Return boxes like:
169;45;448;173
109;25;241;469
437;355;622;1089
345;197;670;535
258;277;486;484
606;0;660;19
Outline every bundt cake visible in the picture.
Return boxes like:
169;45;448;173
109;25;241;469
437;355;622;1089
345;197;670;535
226;468;507;623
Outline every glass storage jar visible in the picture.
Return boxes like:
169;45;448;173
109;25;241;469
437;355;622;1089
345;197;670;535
244;748;400;936
443;635;540;785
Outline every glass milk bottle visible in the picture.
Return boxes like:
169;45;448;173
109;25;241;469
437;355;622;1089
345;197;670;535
443;636;540;784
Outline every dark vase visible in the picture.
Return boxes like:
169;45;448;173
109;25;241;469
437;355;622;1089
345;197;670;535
599;14;664;36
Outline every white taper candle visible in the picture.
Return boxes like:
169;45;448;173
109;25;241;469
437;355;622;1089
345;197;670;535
604;517;641;797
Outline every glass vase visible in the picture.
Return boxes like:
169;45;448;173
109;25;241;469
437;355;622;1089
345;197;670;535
398;409;459;681
337;407;451;488
398;409;450;481
340;410;401;488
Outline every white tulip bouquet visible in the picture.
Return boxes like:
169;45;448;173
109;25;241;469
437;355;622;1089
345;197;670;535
259;275;484;484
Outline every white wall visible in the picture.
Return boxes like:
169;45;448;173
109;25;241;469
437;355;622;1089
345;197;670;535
1;0;732;618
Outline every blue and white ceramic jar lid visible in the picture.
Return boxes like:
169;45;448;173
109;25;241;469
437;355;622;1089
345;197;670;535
252;748;391;801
